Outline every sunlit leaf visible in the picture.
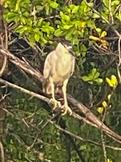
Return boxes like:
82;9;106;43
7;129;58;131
95;28;102;34
97;107;104;114
80;21;86;28
111;0;120;6
102;101;108;108
100;31;107;38
60;13;70;22
111;75;118;87
106;77;113;87
89;36;100;41
50;1;58;9
54;29;63;36
106;75;118;88
15;0;21;11
63;24;73;30
107;158;113;162
107;94;111;101
34;33;40;41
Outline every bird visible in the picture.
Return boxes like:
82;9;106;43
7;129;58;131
43;42;75;115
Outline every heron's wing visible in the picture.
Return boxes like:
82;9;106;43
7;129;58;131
70;56;75;76
43;53;52;79
43;51;57;79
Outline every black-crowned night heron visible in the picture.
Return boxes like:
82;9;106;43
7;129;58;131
43;42;75;115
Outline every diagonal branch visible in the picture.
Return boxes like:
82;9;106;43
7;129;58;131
0;49;44;82
0;49;121;144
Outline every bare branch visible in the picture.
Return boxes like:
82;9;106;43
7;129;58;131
0;55;7;76
0;49;44;82
101;131;107;162
0;78;49;103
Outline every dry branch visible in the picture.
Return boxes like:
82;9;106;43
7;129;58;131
0;48;121;145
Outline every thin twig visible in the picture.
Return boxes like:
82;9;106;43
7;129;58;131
0;78;49;103
101;131;107;162
0;55;7;76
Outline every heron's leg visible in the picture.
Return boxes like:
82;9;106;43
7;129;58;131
49;77;61;109
62;79;72;115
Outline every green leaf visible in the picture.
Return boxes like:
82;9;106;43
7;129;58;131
111;75;118;87
34;33;40;42
97;107;104;114
116;12;121;21
63;24;73;30
86;20;95;28
60;12;70;22
82;68;103;84
102;101;108;108
80;44;87;57
20;16;26;24
106;75;118;88
107;94;111;101
93;13;100;19
107;159;113;162
103;0;109;7
95;28;102;34
50;1;58;9
82;76;90;82
54;29;63;36
70;5;79;14
91;68;97;78
95;78;103;84
100;31;107;38
15;0;21;11
111;0;120;6
5;12;18;22
37;18;44;26
15;25;29;34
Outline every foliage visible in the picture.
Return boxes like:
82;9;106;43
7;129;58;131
2;0;121;161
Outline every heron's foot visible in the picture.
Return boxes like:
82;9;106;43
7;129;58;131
49;98;61;109
61;104;72;116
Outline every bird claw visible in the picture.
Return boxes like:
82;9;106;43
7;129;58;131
61;105;72;116
49;98;61;109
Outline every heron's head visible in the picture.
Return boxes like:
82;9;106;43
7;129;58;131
56;42;73;55
62;42;72;52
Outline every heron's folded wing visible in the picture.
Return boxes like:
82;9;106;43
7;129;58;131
71;56;75;76
43;51;56;79
43;54;51;79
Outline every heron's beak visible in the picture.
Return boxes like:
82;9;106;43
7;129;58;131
65;45;72;52
67;46;72;50
67;46;74;55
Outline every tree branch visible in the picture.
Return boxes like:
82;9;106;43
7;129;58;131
0;49;121;145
